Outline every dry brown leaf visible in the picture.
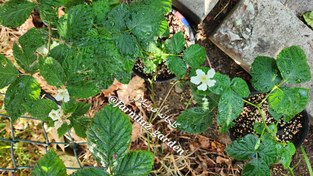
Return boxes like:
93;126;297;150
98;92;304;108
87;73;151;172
216;156;231;166
102;79;123;97
189;142;200;152
131;123;142;142
117;76;145;104
47;127;65;151
197;135;210;149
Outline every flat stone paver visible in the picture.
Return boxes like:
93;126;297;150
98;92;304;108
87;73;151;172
209;0;313;122
279;0;313;15
173;0;219;23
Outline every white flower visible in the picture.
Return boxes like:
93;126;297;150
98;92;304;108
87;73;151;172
48;107;63;121
55;89;70;102
190;69;216;91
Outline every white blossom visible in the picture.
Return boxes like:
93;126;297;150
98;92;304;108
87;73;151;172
190;69;216;91
55;89;70;102
48;107;63;121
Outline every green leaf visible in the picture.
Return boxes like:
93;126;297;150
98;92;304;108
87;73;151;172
57;123;72;136
61;0;86;8
303;11;313;29
70;116;91;138
258;136;279;165
32;150;66;176
0;55;19;89
27;99;58;121
276;46;311;84
167;56;187;78
165;32;186;54
62;100;90;115
115;33;139;57
217;90;243;132
105;5;129;31
87;105;132;167
49;44;70;63
37;0;62;26
277;142;296;169
92;0;111;25
251;56;282;93
4;76;40;121
58;4;94;43
72;168;109;176
242;159;270;176
39;57;67;86
208;73;231;95
114;151;154;176
231;77;250;98
183;44;206;68
0;0;36;28
268;87;309;121
13;28;45;73
143;0;171;14
226;134;258;160
176;107;212;134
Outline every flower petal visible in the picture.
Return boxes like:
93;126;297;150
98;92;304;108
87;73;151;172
191;76;201;85
207;68;216;78
196;69;206;77
206;79;216;88
197;83;207;91
54;94;63;101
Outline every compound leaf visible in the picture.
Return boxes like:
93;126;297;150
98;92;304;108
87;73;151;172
165;32;186;54
0;0;36;28
114;151;154;176
87;105;132;168
32;150;66;176
226;134;258;160
0;55;19;89
167;56;187;78
276;46;311;84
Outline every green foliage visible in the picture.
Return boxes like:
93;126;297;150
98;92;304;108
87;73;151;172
176;107;212;133
32;150;66;176
251;56;281;93
242;159;270;176
27;99;58;121
57;123;72;136
165;32;186;54
217;90;243;132
39;57;67;86
208;73;231;95
0;55;18;89
303;11;313;28
37;0;62;26
87;105;132;167
268;87;309;121
4;76;40;121
276;46;311;84
230;77;250;98
183;44;206;68
72;168;109;176
114;151;154;176
0;0;36;28
167;56;187;78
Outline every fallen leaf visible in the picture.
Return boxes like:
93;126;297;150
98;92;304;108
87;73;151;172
189;142;200;152
102;79;123;97
216;156;231;166
117;76;145;104
131;123;142;142
198;135;210;149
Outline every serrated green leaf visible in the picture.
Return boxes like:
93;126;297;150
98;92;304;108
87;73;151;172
258;136;279;165
4;76;40;121
231;77;250;98
242;159;270;176
0;55;19;89
226;134;258;160
143;0;171;14
176;107;212;134
115;33;139;57
217;90;243;132
87;105;132;167
114;151;154;176
276;46;311;84
61;0;86;8
39;57;67;86
72;168;109;176
277;142;296;169
207;73;230;95
303;11;313;28
183;44;206;68
27;99;58;121
167;56;187;78
251;56;282;93
92;0;110;25
61;100;90;115
37;0;62;26
48;44;69;63
70;116;91;138
13;28;45;73
32;150;66;176
57;122;71;136
165;32;186;54
58;4;94;43
268;87;309;121
0;0;36;28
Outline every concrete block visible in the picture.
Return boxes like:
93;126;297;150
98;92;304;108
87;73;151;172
279;0;313;15
173;0;219;23
209;0;313;121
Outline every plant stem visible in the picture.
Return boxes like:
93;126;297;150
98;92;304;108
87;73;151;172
288;167;296;176
47;24;52;54
301;145;313;176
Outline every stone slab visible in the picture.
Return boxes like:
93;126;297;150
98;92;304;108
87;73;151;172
279;0;313;15
209;0;313;122
173;0;219;23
